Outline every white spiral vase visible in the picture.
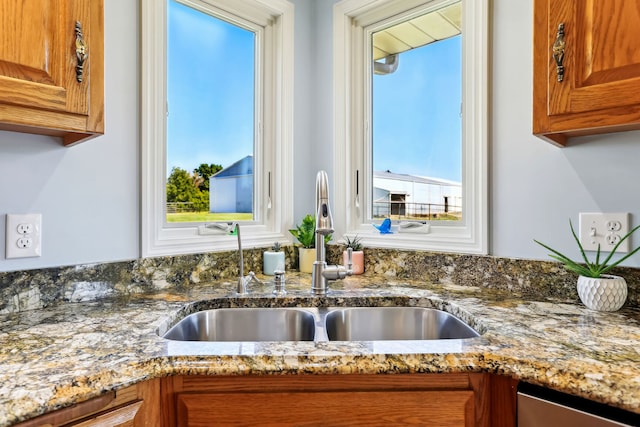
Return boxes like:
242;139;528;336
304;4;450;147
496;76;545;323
577;275;627;311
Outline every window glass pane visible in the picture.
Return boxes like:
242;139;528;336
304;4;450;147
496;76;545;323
166;0;255;223
371;2;462;222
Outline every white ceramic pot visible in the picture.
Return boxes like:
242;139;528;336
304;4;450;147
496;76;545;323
576;275;627;311
344;250;364;275
263;250;285;275
298;247;316;273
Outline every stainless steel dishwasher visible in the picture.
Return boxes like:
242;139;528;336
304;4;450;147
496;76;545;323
517;383;640;427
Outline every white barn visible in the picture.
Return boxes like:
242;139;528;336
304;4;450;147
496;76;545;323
373;170;461;218
209;155;253;213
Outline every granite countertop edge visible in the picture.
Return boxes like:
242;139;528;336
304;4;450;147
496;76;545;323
1;276;639;426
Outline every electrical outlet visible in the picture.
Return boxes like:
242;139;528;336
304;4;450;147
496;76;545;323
606;220;622;232
16;237;33;248
5;213;42;259
17;223;34;234
579;212;630;253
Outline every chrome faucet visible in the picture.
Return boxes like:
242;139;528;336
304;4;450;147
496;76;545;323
234;223;262;294
311;171;353;295
203;222;261;294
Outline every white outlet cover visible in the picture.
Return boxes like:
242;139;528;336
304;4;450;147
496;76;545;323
5;213;42;259
579;212;629;253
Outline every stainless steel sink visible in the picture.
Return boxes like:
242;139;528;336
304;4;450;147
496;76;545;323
162;308;316;341
161;306;479;342
325;307;479;341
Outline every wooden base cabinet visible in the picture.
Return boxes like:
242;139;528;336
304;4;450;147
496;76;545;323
13;380;161;427
160;374;518;427
0;0;104;145
12;375;516;426
533;0;640;145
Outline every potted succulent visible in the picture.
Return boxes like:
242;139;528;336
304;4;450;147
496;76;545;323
343;234;364;275
534;220;640;311
289;214;331;273
263;242;285;276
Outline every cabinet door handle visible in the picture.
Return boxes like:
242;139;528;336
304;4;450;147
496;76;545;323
75;21;88;83
552;23;565;82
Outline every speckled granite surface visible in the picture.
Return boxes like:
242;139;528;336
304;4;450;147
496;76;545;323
2;247;640;314
1;274;639;426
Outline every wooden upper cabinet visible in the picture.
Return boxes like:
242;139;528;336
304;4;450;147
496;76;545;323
533;0;640;146
0;0;104;146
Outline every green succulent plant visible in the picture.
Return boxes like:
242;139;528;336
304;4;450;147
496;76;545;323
289;214;332;249
271;242;282;252
534;219;640;278
343;234;363;251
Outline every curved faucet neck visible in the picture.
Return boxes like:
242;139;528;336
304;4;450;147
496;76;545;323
311;170;351;295
315;170;334;235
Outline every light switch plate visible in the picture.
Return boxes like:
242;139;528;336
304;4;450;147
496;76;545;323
578;212;629;253
5;213;42;258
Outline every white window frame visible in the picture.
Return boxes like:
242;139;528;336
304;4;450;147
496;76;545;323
141;0;294;257
333;0;488;254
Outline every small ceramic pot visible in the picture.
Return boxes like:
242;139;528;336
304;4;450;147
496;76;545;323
263;250;285;275
344;250;364;275
298;247;316;273
577;274;627;311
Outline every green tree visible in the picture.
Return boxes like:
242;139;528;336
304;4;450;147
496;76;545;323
191;189;209;212
193;163;222;192
166;167;208;211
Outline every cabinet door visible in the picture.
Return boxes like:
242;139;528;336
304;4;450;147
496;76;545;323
533;0;640;145
70;401;142;427
177;390;475;426
0;0;88;113
13;381;160;427
162;374;513;427
0;0;104;145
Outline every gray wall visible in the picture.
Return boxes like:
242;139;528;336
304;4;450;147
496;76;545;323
490;0;640;262
0;0;140;272
293;0;338;223
1;0;639;272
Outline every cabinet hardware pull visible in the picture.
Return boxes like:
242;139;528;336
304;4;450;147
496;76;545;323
552;23;565;82
75;21;88;83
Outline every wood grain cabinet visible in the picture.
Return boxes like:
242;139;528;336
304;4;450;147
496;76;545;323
13;380;161;427
0;0;104;146
533;0;640;146
12;375;516;426
161;374;518;427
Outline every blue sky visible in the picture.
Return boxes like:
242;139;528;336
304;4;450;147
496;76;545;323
167;0;254;173
167;1;461;183
373;36;461;182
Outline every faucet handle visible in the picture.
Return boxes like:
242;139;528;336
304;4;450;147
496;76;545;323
237;271;263;295
246;271;263;285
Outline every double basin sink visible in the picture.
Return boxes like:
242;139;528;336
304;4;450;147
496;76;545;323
161;306;480;342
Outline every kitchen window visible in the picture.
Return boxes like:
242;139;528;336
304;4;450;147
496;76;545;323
166;1;256;224
141;0;294;257
333;0;488;253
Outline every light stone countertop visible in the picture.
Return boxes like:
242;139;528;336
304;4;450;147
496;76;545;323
1;274;639;426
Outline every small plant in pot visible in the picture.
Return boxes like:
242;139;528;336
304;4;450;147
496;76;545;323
289;214;331;273
263;242;285;276
534;220;640;311
343;234;364;275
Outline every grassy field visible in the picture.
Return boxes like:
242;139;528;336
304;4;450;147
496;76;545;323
169;212;460;223
381;213;463;221
166;212;253;223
